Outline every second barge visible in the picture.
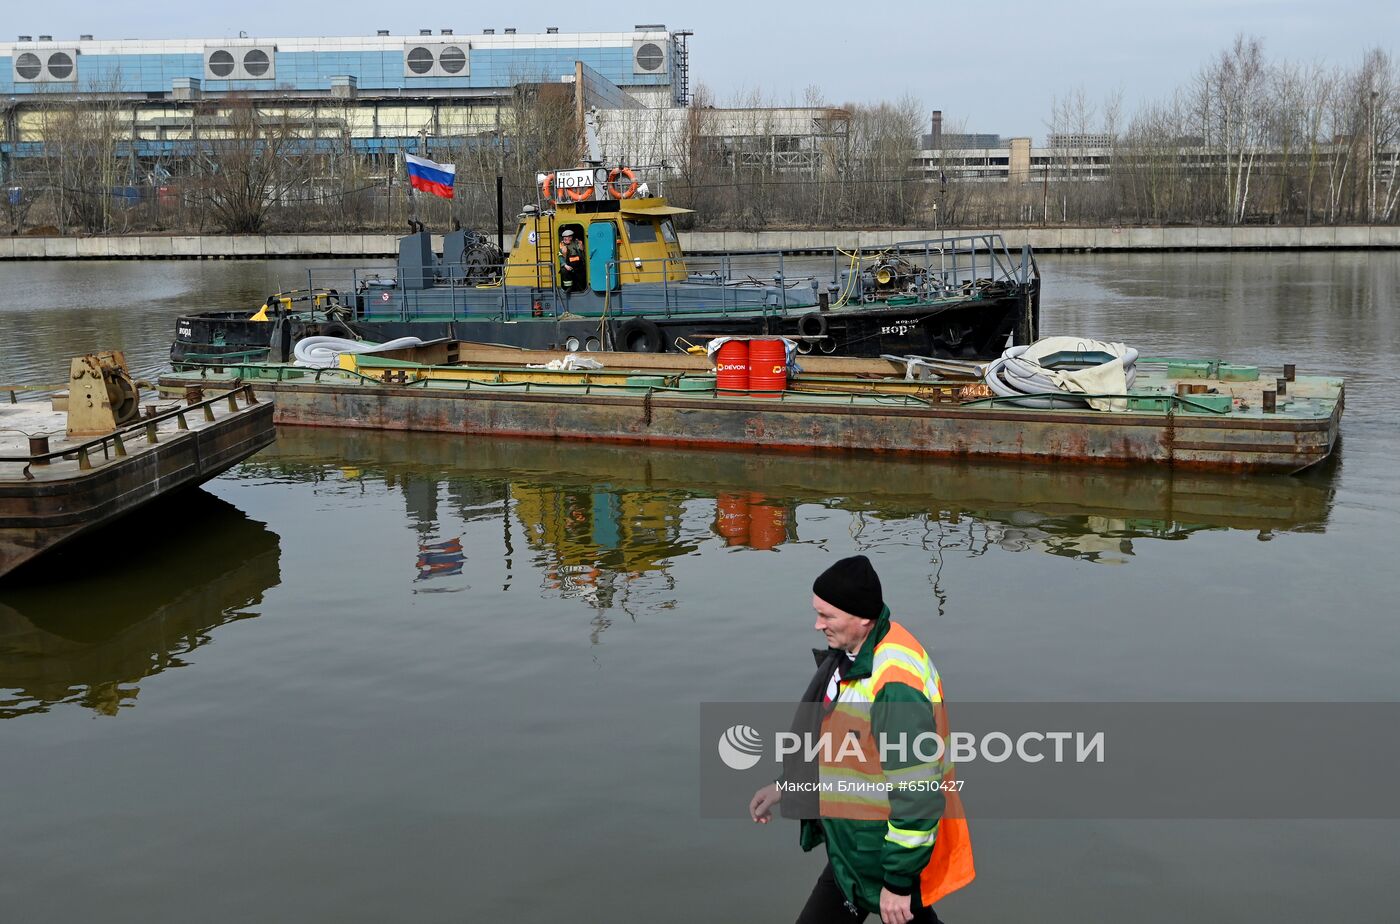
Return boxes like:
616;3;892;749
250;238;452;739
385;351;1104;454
2;353;274;580
159;342;1342;475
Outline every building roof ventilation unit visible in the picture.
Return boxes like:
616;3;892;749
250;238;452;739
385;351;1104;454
504;28;516;34
546;27;559;34
12;47;79;83
403;41;470;77
204;44;277;81
420;29;432;36
80;34;93;41
38;35;52;41
377;30;390;36
483;29;494;34
632;38;668;74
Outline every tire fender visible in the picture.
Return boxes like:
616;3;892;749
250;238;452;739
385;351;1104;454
618;318;664;353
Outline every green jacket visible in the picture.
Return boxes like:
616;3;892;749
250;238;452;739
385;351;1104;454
790;608;947;912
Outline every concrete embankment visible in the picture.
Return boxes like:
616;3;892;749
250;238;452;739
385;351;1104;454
1;226;1397;260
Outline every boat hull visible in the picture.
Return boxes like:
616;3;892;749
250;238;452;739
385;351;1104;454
170;291;1031;366
157;370;1341;475
0;394;275;580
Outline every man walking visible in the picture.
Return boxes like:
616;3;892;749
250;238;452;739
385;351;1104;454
749;555;974;924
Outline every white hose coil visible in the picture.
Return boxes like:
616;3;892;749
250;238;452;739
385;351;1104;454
293;336;427;369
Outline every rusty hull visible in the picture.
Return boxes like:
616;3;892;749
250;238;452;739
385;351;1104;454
241;378;1339;475
0;399;274;579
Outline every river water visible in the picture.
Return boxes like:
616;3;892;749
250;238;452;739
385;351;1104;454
1;252;1398;922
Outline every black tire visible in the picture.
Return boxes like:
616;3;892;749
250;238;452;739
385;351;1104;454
798;312;828;338
321;321;355;339
619;318;664;353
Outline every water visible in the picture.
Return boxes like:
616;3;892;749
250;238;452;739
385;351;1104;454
1;252;1398;922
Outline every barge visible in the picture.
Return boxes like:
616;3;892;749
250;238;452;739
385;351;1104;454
1;353;274;580
159;341;1342;474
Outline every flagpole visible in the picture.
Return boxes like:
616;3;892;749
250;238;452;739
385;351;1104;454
416;129;428;228
404;149;418;228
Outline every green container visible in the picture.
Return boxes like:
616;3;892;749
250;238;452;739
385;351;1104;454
1218;363;1259;382
677;376;716;392
1166;360;1213;379
1128;395;1174;412
624;375;667;388
1181;394;1233;413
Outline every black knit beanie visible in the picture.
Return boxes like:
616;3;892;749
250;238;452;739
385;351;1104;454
812;555;884;621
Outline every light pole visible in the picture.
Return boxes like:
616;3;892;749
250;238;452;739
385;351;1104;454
1369;89;1379;223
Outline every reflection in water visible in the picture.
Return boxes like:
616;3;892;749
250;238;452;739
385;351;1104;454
417;537;466;583
0;493;281;718
249;428;1334;626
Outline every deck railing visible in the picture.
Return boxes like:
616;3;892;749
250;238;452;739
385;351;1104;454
0;384;260;481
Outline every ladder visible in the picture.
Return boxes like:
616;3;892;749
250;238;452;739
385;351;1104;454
533;213;556;296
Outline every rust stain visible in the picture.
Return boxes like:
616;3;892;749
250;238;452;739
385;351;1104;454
207;378;1338;475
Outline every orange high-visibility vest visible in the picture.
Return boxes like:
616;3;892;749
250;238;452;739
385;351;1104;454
820;621;976;907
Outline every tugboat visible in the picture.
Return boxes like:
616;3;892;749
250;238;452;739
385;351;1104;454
172;117;1040;366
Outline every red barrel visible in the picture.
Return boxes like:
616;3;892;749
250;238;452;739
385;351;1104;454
748;339;788;394
715;339;749;393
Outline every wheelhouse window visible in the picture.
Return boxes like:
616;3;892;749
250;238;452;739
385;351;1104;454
659;219;678;245
624;219;657;244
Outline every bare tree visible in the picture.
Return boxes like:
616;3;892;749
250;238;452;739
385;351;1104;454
31;77;131;233
190;97;313;233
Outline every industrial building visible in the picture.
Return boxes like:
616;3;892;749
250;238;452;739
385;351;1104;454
0;26;691;178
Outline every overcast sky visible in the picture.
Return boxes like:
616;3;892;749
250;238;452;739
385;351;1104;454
14;0;1396;141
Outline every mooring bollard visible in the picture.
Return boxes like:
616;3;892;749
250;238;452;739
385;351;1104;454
28;435;50;464
1262;389;1277;413
1276;377;1287;396
1283;363;1296;382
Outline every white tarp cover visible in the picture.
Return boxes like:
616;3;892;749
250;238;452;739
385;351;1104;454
999;337;1135;411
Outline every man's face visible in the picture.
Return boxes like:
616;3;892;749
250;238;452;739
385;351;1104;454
812;594;873;653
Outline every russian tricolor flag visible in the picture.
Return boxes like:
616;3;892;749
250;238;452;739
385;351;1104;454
405;153;456;199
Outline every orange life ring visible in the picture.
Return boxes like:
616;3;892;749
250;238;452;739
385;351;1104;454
607;166;639;199
564;184;594;202
540;173;555;201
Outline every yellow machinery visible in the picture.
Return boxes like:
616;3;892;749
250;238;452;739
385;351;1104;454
66;352;140;437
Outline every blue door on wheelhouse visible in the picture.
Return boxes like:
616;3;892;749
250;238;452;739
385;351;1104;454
587;222;619;294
